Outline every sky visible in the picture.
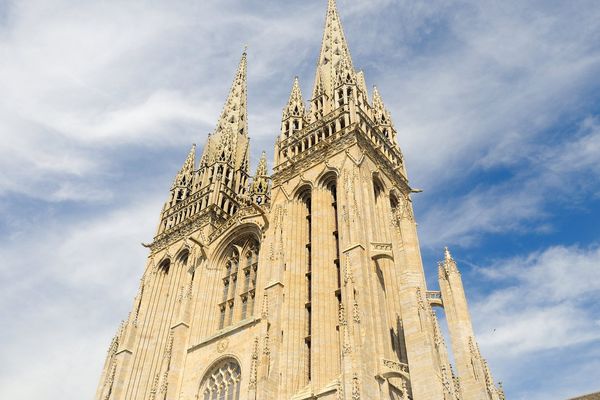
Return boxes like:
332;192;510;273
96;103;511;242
0;0;599;398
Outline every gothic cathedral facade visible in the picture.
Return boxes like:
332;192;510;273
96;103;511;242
96;1;504;399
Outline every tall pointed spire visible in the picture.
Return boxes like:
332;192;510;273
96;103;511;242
311;0;355;105
216;49;248;137
207;48;251;171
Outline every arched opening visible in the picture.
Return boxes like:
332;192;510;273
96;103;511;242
158;259;171;275
373;175;385;204
217;235;261;330
199;358;242;400
294;185;312;383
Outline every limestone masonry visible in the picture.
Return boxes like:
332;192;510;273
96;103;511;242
96;1;504;399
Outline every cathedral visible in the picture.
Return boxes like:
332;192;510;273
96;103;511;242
96;1;505;399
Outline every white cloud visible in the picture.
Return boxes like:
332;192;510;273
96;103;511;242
469;245;600;398
418;117;600;247
0;0;599;399
0;196;160;399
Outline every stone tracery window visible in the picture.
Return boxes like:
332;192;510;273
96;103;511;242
218;237;260;330
200;358;242;400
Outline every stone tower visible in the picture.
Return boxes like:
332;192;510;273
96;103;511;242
96;1;504;399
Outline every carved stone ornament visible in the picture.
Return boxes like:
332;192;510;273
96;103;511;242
343;253;354;285
249;337;259;390
263;330;271;356
352;373;360;400
391;192;414;226
352;300;361;323
216;338;229;353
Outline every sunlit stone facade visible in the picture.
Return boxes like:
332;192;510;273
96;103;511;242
96;1;504;399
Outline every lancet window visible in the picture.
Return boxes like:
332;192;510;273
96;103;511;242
218;237;260;330
199;358;242;400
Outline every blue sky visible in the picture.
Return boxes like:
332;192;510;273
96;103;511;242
0;0;599;398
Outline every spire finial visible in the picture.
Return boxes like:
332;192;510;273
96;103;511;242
444;246;453;261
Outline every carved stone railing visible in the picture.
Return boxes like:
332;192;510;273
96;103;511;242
382;359;409;374
426;291;444;307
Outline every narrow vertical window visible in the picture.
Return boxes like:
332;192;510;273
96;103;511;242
218;238;260;330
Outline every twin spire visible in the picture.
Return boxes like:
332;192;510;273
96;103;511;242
217;49;248;136
174;0;400;205
312;0;355;102
197;49;250;171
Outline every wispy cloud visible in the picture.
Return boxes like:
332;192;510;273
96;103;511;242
0;197;159;399
419;117;600;247
470;245;600;399
0;0;599;399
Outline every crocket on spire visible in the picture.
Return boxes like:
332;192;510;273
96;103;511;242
311;0;355;112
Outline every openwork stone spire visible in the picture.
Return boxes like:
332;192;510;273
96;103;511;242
217;49;248;137
203;49;250;172
311;0;355;107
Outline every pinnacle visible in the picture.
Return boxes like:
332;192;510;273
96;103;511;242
356;71;368;98
181;144;196;172
284;77;306;118
372;85;384;110
444;246;453;262
255;151;268;177
171;144;196;189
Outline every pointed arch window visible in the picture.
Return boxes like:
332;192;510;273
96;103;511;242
218;237;260;330
200;358;242;400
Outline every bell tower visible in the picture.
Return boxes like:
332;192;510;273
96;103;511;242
96;1;504;399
